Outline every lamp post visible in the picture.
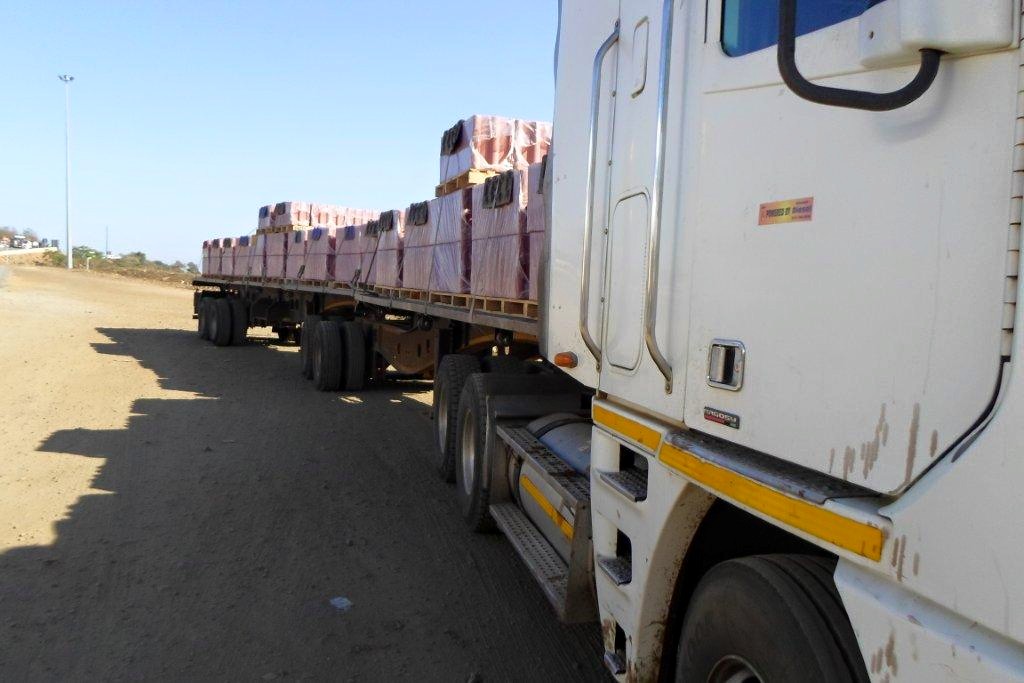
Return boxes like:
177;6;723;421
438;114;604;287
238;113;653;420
58;74;74;269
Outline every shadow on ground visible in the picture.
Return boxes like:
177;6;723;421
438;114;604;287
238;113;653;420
0;328;604;681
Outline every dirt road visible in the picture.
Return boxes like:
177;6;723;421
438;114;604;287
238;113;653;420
0;266;606;681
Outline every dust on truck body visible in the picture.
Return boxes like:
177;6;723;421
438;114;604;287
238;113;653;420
194;0;1024;680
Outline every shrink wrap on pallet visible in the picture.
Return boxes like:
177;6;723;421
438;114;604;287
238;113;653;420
402;200;435;291
249;234;268;279
430;189;472;294
369;210;405;288
258;205;274;230
285;230;308;280
201;241;212;276
470;170;529;299
309;205;380;229
439;115;515;184
233;236;252;279
271;201;311;229
439;115;552;185
304;228;336;282
335;223;377;286
221;238;237;278
525;160;547;301
265;232;289;279
209;239;225;277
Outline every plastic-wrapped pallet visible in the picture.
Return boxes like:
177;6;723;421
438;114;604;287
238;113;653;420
265;232;289;279
271;201;311;229
335;223;376;286
208;239;224;277
369;210;405;288
201;240;212;276
234;236;252;279
249;234;268;279
470;169;528;300
258;205;274;230
516;121;552;173
402;201;434;291
220;238;236;278
304;228;336;282
525;159;548;301
439;115;516;184
431;189;472;294
285;230;308;280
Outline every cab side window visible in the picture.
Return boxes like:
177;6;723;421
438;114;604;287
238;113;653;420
722;0;885;57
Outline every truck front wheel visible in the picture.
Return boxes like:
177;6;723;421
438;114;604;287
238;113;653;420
675;555;869;683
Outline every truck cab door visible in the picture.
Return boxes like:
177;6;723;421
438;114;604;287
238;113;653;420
597;0;690;421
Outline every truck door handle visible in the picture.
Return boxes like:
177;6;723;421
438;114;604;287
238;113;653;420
778;0;943;112
579;21;621;369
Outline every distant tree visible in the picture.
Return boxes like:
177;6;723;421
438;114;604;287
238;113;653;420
73;245;103;262
186;262;199;274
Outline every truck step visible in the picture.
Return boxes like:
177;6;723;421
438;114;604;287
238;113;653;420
490;503;570;614
597;555;633;586
496;423;590;505
599;467;648;503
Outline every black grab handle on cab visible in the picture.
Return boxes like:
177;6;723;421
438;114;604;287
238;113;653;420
777;0;943;111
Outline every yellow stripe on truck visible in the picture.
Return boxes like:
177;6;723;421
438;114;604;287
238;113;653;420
592;404;662;452
592;405;885;562
520;475;574;540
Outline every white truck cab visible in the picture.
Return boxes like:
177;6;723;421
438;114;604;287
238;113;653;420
530;0;1024;679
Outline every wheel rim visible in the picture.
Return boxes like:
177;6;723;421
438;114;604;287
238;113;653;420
436;383;448;452
460;407;476;496
708;656;763;683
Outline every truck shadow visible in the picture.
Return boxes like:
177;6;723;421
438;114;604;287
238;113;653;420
0;327;605;681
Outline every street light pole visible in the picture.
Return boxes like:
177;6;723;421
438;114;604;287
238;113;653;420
58;74;74;269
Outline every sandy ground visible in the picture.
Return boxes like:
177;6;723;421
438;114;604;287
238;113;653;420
0;265;606;681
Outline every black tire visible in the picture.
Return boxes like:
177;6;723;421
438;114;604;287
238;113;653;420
482;355;526;374
229;298;248;346
212;298;233;347
313;320;343;391
206;299;219;344
675;555;870;683
198;298;211;340
454;374;496;532
340;322;366;391
300;314;323;379
432;355;482;482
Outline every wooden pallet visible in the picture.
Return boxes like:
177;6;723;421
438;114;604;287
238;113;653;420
428;291;471;308
435;169;497;198
256;225;308;235
470;295;538;318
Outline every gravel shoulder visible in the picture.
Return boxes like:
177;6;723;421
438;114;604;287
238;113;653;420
0;266;605;681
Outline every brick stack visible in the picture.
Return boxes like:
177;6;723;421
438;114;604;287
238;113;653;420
470;169;529;300
304;228;336;282
430;189;472;294
369;210;405;288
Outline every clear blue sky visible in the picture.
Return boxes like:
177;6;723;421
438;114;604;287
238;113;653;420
0;1;557;265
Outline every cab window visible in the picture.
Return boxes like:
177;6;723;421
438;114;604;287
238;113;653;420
722;0;885;57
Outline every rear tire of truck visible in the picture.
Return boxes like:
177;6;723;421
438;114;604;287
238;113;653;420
674;555;870;683
229;298;248;346
300;314;323;379
455;374;496;532
198;298;211;340
340;322;366;391
433;355;482;482
212;298;233;347
313;320;343;392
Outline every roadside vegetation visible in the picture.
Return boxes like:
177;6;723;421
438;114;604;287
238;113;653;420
43;246;199;287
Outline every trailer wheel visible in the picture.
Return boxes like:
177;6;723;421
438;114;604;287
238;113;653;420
229;298;248;346
455;374;496;532
675;555;870;683
313;320;343;392
206;299;220;343
211;298;233;347
433;355;482;482
198;298;211;340
300;314;323;379
340;322;366;391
